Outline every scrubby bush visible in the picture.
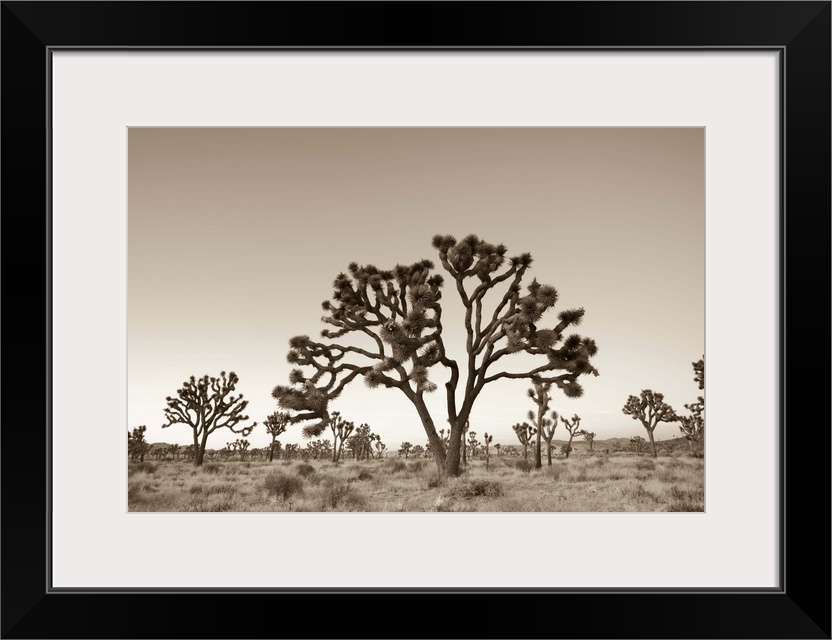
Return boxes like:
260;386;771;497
514;458;532;473
319;477;366;510
384;460;407;474
354;469;374;482
132;461;157;474
446;479;504;498
202;463;221;475
296;463;316;478
263;472;304;501
635;459;656;471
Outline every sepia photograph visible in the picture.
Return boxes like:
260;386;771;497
128;127;705;512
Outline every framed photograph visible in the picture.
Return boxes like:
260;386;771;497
3;2;829;638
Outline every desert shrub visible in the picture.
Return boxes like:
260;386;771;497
422;467;443;489
132;461;157;474
514;459;532;473
635;459;656;471
354;469;374;482
384;460;408;474
263;472;304;501
204;483;236;496
202;463;221;475
319;478;366;510
408;460;426;473
446;479;504;498
189;485;203;494
545;464;564;480
296;463;316;478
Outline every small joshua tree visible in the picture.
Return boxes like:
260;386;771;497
461;421;470;466
494;443;501;457
327;411;355;462
540;410;560;467
467;431;479;460
622;390;678;458
678;357;705;452
630;435;647;456
579;430;596;452
483;432;494;470
528;380;559;469
170;443;180;460
264;411;290;462
375;440;388;460
398;442;413;458
128;426;149;462
560;414;582;459
162;371;256;467
233;439;250;461
512;422;537;459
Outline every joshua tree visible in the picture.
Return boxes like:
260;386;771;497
161;371;256;467
540;410;560;467
272;234;599;478
375;440;388;459
170;443;181;460
410;444;424;459
327;411;355;463
494;443;501;457
467;431;479;460
528;380;562;469
398;442;413;458
348;423;377;461
622;390;678;458
512;422;537;459
678;357;705;451
232;439;250;461
264;411;290;462
579;430;596;452
560;414;582;459
483;432;494;470
630;435;647;456
128;426;149;462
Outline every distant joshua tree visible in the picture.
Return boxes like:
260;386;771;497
560;414;582;459
512;422;537;460
540;410;560;467
467;431;479;460
398;442;413;458
264;411;290;462
678;357;705;451
483;432;494;470
579;430;596;452
162;371;256;467
327;411;355;463
528;380;559;469
622;390;678;458
630;435;647;456
128;426;149;462
375;440;388;460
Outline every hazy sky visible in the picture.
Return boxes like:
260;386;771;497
128;128;703;450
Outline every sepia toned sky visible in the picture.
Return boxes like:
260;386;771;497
128;128;704;450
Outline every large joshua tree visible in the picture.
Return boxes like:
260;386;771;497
272;234;599;478
161;371;256;467
622;390;678;458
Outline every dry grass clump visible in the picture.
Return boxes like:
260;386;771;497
445;478;504;499
263;471;304;501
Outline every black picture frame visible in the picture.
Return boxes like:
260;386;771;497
2;2;829;638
